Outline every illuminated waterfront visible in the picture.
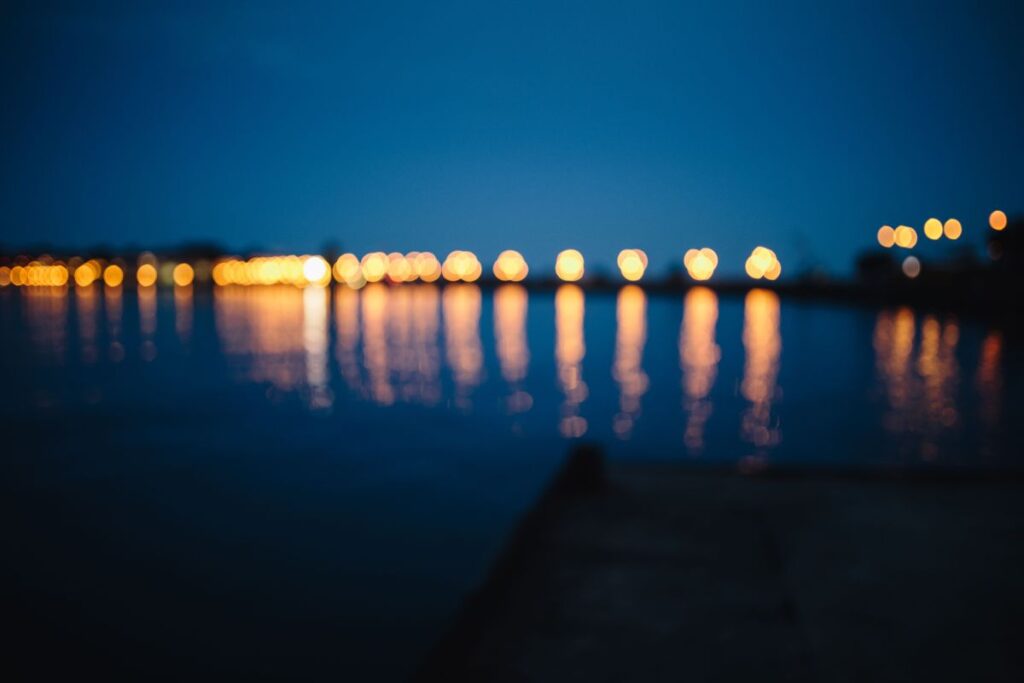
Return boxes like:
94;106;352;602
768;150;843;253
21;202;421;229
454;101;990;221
3;284;1018;467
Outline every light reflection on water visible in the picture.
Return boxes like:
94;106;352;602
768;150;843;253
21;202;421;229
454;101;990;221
612;285;648;439
740;289;782;453
494;284;531;415
679;287;719;453
4;284;1020;468
555;284;587;439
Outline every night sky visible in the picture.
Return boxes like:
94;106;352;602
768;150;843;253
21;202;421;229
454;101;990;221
2;1;1022;276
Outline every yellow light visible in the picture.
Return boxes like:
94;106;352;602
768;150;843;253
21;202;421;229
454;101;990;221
684;247;717;281
74;260;101;287
616;249;647;282
923;218;943;241
415;252;442;283
989;210;1007;231
877;225;895;248
386;252;412;282
136;263;158;288
894;226;917;248
943;218;962;240
442;250;482;282
302;255;330;286
361;252;389;282
333;253;362;285
0;266;10;286
55;264;70;286
172;263;194;287
745;246;780;280
103;264;124;287
211;262;229;286
554;249;584;282
492;250;529;282
463;258;482;283
902;255;921;278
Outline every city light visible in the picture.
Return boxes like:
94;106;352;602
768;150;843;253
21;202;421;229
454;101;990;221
442;250;482;282
136;263;158;287
414;252;442;282
877;225;895;248
943;219;962;240
989;210;1007;231
894;226;918;248
302;256;331;287
103;264;124;287
923;218;943;241
3;262;69;286
493;250;529;282
74;260;101;287
616;249;648;281
555;249;584;282
361;252;389;283
683;248;718;281
744;247;781;281
172;263;195;287
902;255;921;278
333;253;363;287
386;252;412;283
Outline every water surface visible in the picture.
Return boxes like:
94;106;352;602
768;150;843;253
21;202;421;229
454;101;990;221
3;284;1019;677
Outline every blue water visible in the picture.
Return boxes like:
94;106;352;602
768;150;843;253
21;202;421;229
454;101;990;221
2;284;1019;677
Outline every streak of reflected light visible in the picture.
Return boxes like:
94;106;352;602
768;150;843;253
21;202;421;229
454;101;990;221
612;285;648;439
302;286;332;410
23;285;68;365
494;284;532;414
679;287;720;452
104;284;124;362
334;286;363;393
976;331;1003;430
139;284;157;362
741;289;782;451
362;283;394;405
76;284;100;365
174;285;193;344
443;283;483;409
555;284;587;437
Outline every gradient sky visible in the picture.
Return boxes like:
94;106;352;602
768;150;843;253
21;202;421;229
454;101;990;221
2;1;1022;276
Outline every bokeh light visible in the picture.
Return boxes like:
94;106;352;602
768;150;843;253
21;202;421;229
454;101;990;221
683;248;718;281
902;255;921;278
333;253;363;287
302;256;331;286
415;252;442;282
616;249;648;281
877;225;895;248
442;250;482;282
555;249;585;282
103;264;124;287
744;246;781;280
361;252;389;283
989;210;1007;231
74;260;102;287
136;263;158;287
894;226;918;248
943;219;962;240
492;250;529;282
923;218;943;241
172;263;195;287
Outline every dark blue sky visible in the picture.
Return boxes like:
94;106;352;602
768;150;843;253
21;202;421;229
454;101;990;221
2;1;1022;275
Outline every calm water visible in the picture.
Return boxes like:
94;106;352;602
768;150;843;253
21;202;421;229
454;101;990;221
3;284;1020;677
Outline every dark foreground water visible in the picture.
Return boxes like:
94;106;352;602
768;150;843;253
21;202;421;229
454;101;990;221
2;284;1020;678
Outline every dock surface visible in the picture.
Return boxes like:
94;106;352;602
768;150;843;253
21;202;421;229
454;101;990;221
419;455;1024;682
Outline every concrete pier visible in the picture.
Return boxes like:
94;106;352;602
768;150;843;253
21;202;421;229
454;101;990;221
418;450;1024;682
